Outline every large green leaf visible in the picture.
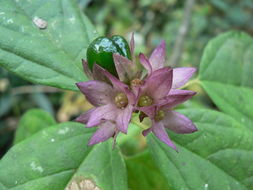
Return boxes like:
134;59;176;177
126;151;170;190
199;31;253;129
67;141;128;190
13;109;56;144
148;108;253;190
0;0;98;90
0;122;128;190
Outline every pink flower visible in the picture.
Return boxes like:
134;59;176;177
136;40;197;150
75;66;136;145
141;89;197;150
139;40;196;89
76;35;197;150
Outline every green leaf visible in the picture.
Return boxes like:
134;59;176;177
13;109;56;144
148;108;253;190
0;0;98;91
0;122;128;190
126;151;170;190
199;31;253;129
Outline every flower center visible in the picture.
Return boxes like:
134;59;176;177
114;93;128;109
138;95;153;107
154;110;165;122
130;78;143;88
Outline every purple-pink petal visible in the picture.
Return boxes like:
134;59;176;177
82;59;93;80
101;68;136;104
162;111;197;134
88;121;115;145
101;68;129;92
152;121;177;150
149;40;166;71
75;108;95;124
113;53;135;82
116;105;133;134
86;104;117;127
139;53;152;75
157;89;196;108
172;67;196;89
168;89;196;96
143;67;173;100
142;128;152;136
92;64;110;83
76;81;115;106
137;105;157;119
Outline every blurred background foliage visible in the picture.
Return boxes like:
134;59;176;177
1;0;253;158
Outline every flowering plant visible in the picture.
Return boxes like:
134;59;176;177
0;1;252;189
76;35;197;150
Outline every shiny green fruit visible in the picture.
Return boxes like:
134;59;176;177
86;35;131;77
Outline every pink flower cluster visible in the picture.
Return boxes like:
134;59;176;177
76;34;197;150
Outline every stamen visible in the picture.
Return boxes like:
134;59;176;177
138;95;153;107
114;93;128;109
154;110;165;122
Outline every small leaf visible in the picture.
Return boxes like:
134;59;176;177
13;109;56;144
148;108;253;190
199;31;253;129
0;0;98;91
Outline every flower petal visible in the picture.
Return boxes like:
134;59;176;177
113;54;135;82
168;89;196;96
139;53;152;75
87;104;117;127
82;59;93;80
75;108;96;124
163;111;197;134
157;89;196;108
116;105;133;134
101;68;136;104
137;105;156;119
92;64;110;83
172;67;196;89
142;128;152;136
152;121;177;150
149;40;166;71
143;67;173;100
88;121;115;145
76;81;115;106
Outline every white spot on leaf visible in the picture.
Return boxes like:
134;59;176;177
204;184;209;190
7;19;14;24
66;179;100;190
69;16;76;24
51;138;55;142
58;128;69;135
30;161;44;173
33;16;47;29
